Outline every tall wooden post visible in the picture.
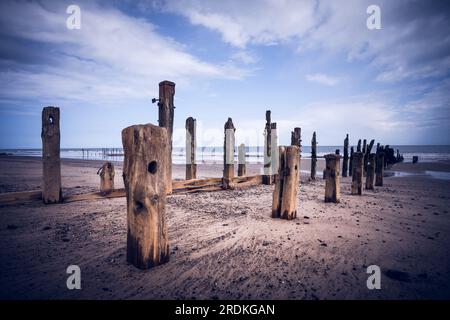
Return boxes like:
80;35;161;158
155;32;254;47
223;118;235;189
351;152;363;195
364;139;375;175
185;117;196;180
238;143;246;176
122;124;170;269
41;106;62;204
365;153;376;190
98;162;115;195
311;132;317;180
324;154;341;203
157;80;175;194
263;110;276;184
291;127;301;148
375;147;384;186
291;127;301;183
357;139;362;152
343;134;349;177
349;146;354;176
270;123;278;176
272;146;300;220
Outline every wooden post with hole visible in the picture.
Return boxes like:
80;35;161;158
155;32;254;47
223;118;235;189
324;154;341;203
238;143;246;176
343;134;349;177
41;106;62;204
375;147;384;187
351;152;363;195
365;153;376;190
311;131;317;180
185;117;196;180
272;146;300;220
122;124;170;269
99;162;115;195
364;139;374;176
157;80;175;193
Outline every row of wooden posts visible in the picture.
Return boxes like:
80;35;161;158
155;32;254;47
40;80;389;270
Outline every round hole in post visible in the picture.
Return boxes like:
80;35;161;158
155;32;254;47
134;200;144;213
148;161;157;174
49;116;54;124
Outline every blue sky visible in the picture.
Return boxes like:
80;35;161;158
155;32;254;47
0;0;449;148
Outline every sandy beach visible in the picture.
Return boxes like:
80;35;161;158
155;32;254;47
0;155;450;299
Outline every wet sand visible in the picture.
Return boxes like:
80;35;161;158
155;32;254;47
0;156;450;299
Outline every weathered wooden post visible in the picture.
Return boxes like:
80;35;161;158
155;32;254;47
364;139;375;175
272;146;300;220
271;123;278;176
311;131;317;180
185;117;196;180
357;139;362;152
98;162;115;195
223;118;235;189
238;143;246;176
291;127;301;148
349;146;354;176
343;134;349;177
157;80;175;194
291;127;301;183
351;152;363;195
324;154;341;203
365;153;376;190
41;106;62;204
263;111;277;184
122;124;170;269
375;147;384;186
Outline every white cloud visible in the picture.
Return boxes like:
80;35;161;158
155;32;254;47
162;0;450;84
305;73;340;86
163;0;317;48
231;51;258;64
0;1;250;106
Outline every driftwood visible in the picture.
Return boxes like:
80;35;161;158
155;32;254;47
122;124;170;269
98;162;115;195
324;154;340;203
0;174;269;206
0;190;42;205
238;143;246;176
185;117;197;180
223;118;236;189
311;131;317;180
41;107;62;204
272;146;300;220
157;80;175;194
351;152;363;195
343;134;349;177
